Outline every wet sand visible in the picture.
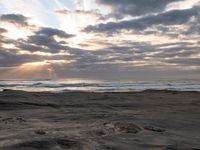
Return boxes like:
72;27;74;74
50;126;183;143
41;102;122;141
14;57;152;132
0;90;200;150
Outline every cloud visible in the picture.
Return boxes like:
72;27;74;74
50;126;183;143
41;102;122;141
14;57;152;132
55;9;105;21
84;6;200;33
36;27;75;38
0;14;30;27
165;58;200;66
55;9;97;16
0;12;199;72
0;6;200;80
0;27;10;46
0;27;7;44
0;47;43;67
97;0;183;18
27;35;67;52
13;27;75;53
54;9;71;15
13;34;70;53
0;27;7;34
15;39;50;52
1;37;200;80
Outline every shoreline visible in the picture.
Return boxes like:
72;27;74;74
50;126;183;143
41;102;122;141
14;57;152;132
1;88;200;93
0;89;200;149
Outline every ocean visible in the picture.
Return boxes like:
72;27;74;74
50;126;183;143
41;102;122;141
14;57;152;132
0;79;200;92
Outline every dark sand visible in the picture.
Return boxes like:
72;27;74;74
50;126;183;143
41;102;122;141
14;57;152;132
0;90;200;150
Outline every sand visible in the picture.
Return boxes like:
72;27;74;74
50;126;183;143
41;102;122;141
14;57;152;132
0;89;200;150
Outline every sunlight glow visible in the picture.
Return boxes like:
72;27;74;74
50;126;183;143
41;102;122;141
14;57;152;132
18;50;70;56
166;0;200;10
1;23;33;39
4;60;72;79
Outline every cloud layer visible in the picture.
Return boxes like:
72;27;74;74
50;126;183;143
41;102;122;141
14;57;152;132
0;14;30;27
84;6;200;33
97;0;183;18
0;0;200;80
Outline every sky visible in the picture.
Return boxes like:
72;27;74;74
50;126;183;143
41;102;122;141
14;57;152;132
0;0;200;80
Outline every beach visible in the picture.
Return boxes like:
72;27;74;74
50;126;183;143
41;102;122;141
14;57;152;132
0;90;200;150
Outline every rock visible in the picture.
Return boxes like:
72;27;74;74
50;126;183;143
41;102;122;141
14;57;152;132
35;130;46;135
144;125;165;132
105;122;142;134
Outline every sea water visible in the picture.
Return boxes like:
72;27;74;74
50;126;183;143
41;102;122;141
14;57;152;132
0;79;200;92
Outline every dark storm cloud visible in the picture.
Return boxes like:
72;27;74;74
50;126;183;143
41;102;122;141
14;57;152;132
97;0;183;18
0;14;30;27
84;6;200;33
36;27;74;38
